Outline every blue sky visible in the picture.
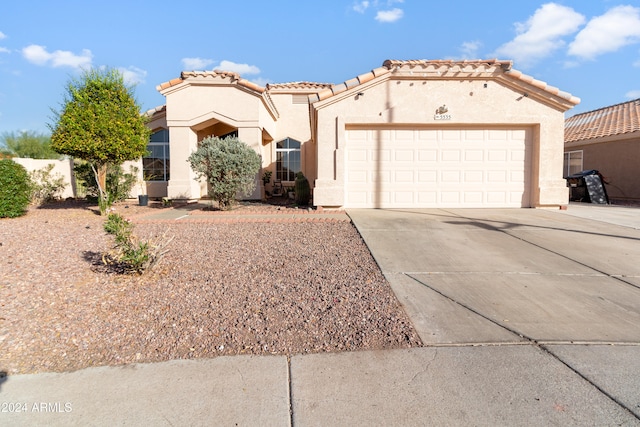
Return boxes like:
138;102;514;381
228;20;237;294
1;0;639;135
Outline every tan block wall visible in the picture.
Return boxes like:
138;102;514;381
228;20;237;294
13;158;76;199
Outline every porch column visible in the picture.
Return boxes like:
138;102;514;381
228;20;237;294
313;116;345;207
167;126;203;200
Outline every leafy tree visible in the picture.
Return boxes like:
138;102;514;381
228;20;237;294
49;68;150;214
0;159;32;218
188;136;261;210
0;131;59;159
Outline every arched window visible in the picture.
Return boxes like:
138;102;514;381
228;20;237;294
276;137;301;181
143;129;170;181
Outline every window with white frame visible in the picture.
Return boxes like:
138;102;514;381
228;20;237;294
563;150;583;177
143;129;170;181
276;137;301;181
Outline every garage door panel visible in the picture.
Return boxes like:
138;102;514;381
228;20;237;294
464;192;483;203
463;171;484;183
487;192;507;203
465;150;484;161
394;150;414;162
394;171;414;183
345;128;530;208
418;171;437;182
487;171;507;183
441;192;461;203
441;171;461;182
442;150;461;161
393;192;414;204
488;150;508;161
419;150;438;161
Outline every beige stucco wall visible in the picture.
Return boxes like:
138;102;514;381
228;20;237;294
566;133;640;203
161;83;277;200
267;93;315;187
312;76;569;208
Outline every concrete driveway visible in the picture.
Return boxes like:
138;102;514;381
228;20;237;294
342;206;640;424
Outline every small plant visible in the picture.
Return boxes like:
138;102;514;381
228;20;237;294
262;170;272;186
294;172;311;205
0;159;32;218
30;164;66;205
102;213;172;274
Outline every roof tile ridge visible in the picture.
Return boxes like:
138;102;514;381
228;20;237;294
237;78;265;93
567;98;640;121
505;67;580;105
312;66;389;102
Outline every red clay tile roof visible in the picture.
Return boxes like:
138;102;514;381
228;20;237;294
157;59;579;110
308;59;579;107
309;66;390;102
143;104;166;118
385;59;579;106
266;82;333;91
565;98;640;143
157;70;265;93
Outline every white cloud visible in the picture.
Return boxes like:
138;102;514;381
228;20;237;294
22;44;92;69
459;41;482;59
375;8;403;23
353;1;369;13
634;58;640;68
181;57;214;70
493;3;585;67
568;5;640;60
0;31;6;40
0;47;9;54
118;66;147;85
217;60;260;75
625;90;640;99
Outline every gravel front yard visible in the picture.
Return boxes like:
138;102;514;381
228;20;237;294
0;201;422;374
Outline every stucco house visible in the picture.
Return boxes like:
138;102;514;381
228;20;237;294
144;59;579;209
564;98;640;204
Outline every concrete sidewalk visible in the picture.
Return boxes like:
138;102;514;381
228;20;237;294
2;205;640;425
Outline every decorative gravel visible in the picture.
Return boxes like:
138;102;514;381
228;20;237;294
0;201;422;374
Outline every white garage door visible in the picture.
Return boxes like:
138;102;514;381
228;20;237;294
345;128;531;208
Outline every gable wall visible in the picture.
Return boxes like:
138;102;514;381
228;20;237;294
313;78;568;207
163;84;277;199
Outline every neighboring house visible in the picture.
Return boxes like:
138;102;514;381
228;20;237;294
144;59;579;208
564;98;640;204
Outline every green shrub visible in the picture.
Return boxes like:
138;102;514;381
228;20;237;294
30;164;66;204
294;171;311;205
188;136;261;210
103;213;172;274
0;159;32;218
74;161;137;202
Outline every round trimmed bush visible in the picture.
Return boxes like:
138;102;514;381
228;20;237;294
0;159;32;218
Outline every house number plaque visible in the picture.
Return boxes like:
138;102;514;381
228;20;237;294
434;104;451;120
